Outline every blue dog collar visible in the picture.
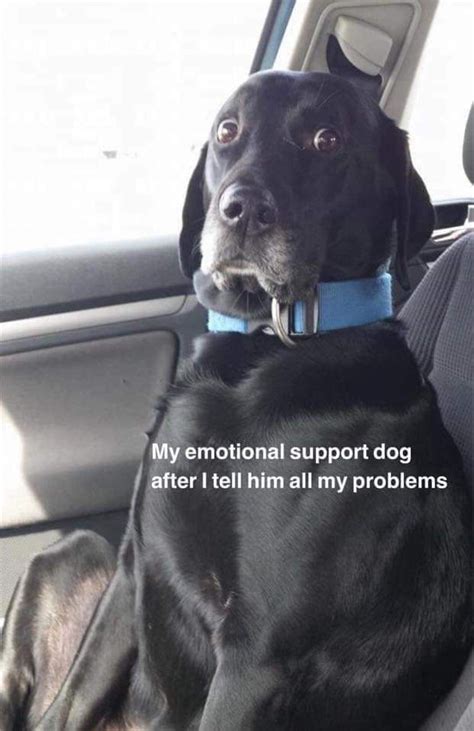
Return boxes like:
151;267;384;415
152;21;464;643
207;273;392;340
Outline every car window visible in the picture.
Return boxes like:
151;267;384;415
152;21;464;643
1;0;270;253
407;0;473;203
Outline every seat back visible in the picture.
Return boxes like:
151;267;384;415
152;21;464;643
401;233;473;486
401;234;473;730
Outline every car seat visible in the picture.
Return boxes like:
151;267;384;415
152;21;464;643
401;233;473;731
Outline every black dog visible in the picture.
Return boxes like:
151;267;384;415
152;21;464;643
1;71;471;731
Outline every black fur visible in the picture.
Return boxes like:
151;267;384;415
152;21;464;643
0;72;470;731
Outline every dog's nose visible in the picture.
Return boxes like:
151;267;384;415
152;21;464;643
219;184;277;234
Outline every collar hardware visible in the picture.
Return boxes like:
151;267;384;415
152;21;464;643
271;290;318;347
271;299;297;347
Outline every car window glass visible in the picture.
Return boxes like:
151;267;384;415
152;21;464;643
1;0;270;253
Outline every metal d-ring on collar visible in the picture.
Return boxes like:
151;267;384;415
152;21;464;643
271;299;296;347
271;289;319;348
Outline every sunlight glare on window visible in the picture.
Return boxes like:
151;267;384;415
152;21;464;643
1;0;270;252
406;0;473;202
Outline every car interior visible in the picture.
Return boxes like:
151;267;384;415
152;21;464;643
1;0;472;728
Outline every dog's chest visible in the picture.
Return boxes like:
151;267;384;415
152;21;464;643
138;326;427;626
141;325;422;539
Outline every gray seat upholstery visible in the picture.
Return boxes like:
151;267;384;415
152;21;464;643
400;234;473;730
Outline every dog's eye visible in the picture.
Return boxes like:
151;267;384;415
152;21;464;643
217;119;239;144
313;128;341;153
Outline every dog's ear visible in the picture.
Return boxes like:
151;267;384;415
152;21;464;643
179;143;208;278
381;119;434;290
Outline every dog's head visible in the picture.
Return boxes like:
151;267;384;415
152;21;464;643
179;71;433;317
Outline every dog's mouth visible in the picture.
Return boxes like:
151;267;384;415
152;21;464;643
210;259;316;306
193;256;318;323
211;260;266;295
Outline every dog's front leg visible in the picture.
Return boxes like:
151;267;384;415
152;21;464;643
35;556;136;731
199;649;282;731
